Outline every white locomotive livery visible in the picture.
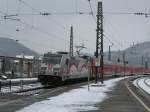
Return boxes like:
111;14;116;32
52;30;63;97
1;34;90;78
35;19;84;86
38;52;89;84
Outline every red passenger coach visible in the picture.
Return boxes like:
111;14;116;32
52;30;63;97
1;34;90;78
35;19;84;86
90;58;150;77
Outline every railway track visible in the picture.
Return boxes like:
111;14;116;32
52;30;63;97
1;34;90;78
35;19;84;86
0;75;135;96
0;79;92;110
144;77;150;88
0;77;97;98
10;76;118;95
125;77;150;112
136;77;150;95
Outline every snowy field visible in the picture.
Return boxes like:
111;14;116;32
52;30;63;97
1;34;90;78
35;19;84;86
133;77;150;95
17;77;127;112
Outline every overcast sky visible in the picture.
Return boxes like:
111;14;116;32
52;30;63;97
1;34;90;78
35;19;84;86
0;0;150;54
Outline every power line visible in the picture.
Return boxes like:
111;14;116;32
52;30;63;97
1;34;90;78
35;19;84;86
104;12;134;15
0;1;147;17
18;0;38;13
18;0;70;42
104;34;122;50
18;0;95;45
0;12;93;49
1;1;149;51
15;12;93;16
0;24;63;51
0;11;69;50
0;11;117;50
87;0;96;23
0;9;69;43
10;11;150;16
103;34;113;45
7;0;149;47
18;20;69;42
103;17;125;48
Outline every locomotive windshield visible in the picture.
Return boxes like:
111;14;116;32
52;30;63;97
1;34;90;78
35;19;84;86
43;53;62;64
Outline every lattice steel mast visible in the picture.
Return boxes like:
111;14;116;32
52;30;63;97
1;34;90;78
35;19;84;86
95;2;104;84
69;26;73;57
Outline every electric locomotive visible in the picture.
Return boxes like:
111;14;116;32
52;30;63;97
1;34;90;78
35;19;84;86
38;52;89;85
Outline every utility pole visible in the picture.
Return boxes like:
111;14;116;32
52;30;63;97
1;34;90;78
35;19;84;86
108;45;111;61
141;56;144;66
123;51;128;76
95;2;104;84
145;61;148;72
1;57;6;74
141;56;144;74
69;26;73;57
108;43;113;61
20;52;24;78
123;51;125;76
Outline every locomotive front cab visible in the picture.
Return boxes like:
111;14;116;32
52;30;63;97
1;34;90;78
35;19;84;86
38;52;63;84
42;53;62;75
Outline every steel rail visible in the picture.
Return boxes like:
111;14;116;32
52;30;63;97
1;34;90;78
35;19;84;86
125;78;150;112
136;77;150;97
144;78;150;88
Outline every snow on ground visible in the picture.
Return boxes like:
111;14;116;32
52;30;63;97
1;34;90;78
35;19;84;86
17;77;126;112
6;78;38;83
133;77;150;95
0;83;42;94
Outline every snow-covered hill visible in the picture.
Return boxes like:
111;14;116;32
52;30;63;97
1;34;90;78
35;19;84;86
105;41;150;66
0;37;38;57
